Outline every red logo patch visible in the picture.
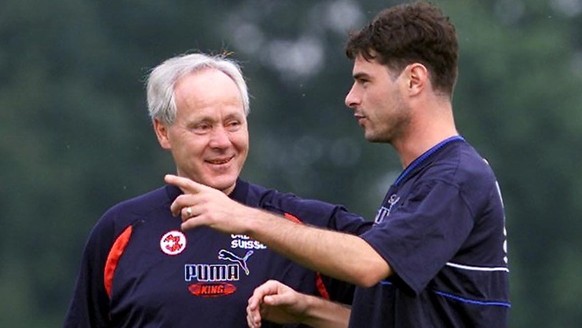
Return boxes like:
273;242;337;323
160;231;187;255
188;282;237;297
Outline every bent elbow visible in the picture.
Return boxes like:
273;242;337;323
356;273;384;288
353;265;392;288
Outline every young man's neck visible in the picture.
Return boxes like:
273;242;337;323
394;102;458;169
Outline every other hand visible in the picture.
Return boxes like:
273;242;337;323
246;280;307;328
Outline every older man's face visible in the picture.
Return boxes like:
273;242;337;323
155;68;249;195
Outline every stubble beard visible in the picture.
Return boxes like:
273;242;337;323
366;107;411;145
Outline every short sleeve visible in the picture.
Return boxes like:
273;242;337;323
361;180;474;294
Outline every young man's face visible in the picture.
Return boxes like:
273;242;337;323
345;55;411;144
154;68;249;195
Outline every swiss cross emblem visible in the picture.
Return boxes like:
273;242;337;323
160;230;187;255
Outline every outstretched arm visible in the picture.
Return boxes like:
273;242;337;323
165;174;391;287
246;280;350;328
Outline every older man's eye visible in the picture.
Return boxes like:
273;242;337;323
226;120;241;130
192;123;211;133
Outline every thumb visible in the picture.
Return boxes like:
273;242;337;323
263;294;288;307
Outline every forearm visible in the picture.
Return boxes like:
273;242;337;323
165;174;390;286
244;207;390;287
298;294;351;328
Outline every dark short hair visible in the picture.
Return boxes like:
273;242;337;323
345;1;458;96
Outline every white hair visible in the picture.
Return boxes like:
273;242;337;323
146;53;250;125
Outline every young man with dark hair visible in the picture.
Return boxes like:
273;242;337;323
167;2;510;327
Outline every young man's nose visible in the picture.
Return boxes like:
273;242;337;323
345;86;360;109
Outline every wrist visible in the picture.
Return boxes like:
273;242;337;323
300;295;351;328
240;206;266;235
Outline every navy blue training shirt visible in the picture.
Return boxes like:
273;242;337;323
64;179;371;327
349;136;510;327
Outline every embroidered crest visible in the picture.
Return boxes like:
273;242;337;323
160;230;187;255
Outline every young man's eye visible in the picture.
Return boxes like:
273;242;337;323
359;79;370;86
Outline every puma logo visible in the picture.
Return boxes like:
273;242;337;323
218;249;254;275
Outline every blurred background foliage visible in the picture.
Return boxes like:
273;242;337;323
1;0;581;326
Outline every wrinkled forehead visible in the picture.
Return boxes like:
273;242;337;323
175;69;240;99
177;68;246;113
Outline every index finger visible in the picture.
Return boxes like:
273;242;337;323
164;174;206;194
247;294;263;328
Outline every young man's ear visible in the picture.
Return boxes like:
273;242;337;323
153;119;171;149
405;63;429;96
